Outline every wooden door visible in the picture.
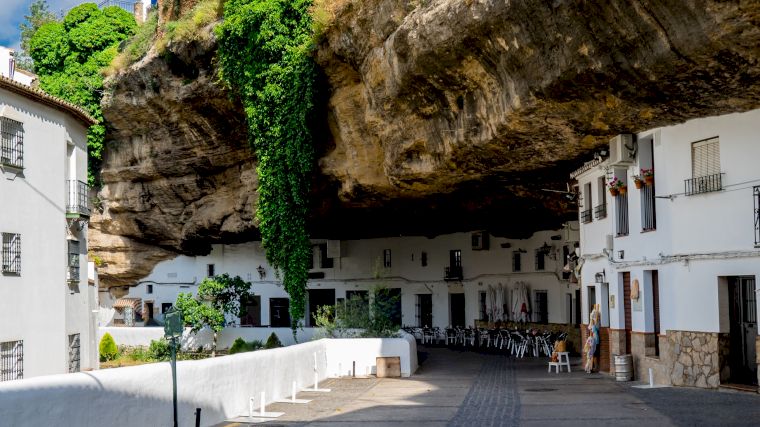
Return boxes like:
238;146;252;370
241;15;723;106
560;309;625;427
623;272;632;353
652;271;660;356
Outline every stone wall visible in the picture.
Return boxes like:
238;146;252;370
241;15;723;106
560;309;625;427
581;325;610;372
631;333;671;385
667;330;724;388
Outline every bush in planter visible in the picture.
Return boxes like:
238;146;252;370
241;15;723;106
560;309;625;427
99;333;119;362
148;338;171;361
264;332;283;349
230;337;264;354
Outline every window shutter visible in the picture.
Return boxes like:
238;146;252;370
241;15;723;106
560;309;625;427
692;138;720;177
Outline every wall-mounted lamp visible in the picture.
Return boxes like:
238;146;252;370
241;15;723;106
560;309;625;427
256;265;266;280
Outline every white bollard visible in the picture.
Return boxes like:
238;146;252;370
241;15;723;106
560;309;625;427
648;368;654;387
249;397;254;418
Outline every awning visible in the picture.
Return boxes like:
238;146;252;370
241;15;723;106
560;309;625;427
113;297;142;314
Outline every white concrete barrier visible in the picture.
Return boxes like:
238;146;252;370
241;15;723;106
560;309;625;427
0;335;417;427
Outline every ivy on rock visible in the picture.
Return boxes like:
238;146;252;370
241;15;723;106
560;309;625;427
216;0;317;336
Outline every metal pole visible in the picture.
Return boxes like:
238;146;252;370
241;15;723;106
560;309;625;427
171;338;178;427
195;408;201;427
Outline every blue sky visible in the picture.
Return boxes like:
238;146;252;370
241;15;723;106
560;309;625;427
0;0;83;49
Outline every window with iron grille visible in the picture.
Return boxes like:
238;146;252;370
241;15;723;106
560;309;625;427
383;249;392;268
2;233;21;274
207;263;215;277
67;240;79;282
420;251;428;267
68;334;80;373
0;340;23;382
615;193;629;237
0;117;24;169
686;137;722;195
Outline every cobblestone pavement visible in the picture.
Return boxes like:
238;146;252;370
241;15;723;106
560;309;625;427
217;346;760;427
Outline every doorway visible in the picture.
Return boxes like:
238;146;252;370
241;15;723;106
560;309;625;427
622;272;632;353
376;288;402;327
450;293;465;327
575;289;581;326
308;289;336;327
728;276;757;385
240;294;261;326
417;294;433;327
269;298;290;327
534;290;548;324
144;302;154;323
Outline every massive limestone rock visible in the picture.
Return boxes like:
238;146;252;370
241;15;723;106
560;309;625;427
92;0;760;286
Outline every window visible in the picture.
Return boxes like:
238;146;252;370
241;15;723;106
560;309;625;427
420;251;428;267
581;182;593;223
2;233;20;274
535;249;546;271
0;117;24;169
383;249;392;268
755;186;760;247
595;176;607;219
161;303;173;314
479;291;487;321
0;340;23;382
614;173;629;236
207;264;215;277
68;334;80;373
318;243;333;268
686;137;722;195
450;249;462;267
512;251;521;272
534;290;548;324
67;240;79;282
146;284;153;294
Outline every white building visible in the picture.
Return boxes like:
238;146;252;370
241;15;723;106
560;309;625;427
0;47;37;87
102;226;581;331
0;74;98;380
573;109;760;389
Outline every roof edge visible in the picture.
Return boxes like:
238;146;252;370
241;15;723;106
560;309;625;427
0;75;97;127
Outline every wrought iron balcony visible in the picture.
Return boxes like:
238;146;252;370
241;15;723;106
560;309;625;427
754;186;759;247
1;117;24;169
684;173;723;196
444;266;463;281
594;204;607;220
66;180;90;218
580;208;593;223
67;266;80;283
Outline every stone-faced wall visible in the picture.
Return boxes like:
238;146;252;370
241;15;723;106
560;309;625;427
667;330;724;388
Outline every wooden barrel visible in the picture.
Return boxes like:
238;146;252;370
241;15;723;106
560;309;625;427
614;354;633;381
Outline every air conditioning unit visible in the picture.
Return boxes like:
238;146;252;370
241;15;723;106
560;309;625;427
608;134;635;166
471;231;489;251
326;240;344;258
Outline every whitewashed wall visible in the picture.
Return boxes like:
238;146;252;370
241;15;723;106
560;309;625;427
99;326;316;349
0;337;417;427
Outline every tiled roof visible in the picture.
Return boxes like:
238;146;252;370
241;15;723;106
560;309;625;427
0;75;97;126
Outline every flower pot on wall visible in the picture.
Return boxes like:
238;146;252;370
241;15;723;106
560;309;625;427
609;187;619;197
644;175;654;186
619;185;628;196
633;179;644;189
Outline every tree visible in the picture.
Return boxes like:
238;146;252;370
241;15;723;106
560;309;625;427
17;0;58;71
99;332;119;361
29;3;136;185
174;274;252;356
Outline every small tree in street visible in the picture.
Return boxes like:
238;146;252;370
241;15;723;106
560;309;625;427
175;274;252;356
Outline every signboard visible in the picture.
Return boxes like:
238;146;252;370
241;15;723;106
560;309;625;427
164;308;183;340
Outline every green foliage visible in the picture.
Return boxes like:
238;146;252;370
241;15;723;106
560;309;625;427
99;332;119;362
229;337;264;354
17;0;58;70
315;288;400;338
217;0;319;337
175;292;225;334
29;3;137;185
148;338;172;360
264;332;283;349
108;10;159;72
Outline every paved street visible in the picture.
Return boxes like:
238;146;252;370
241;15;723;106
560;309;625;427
219;346;760;427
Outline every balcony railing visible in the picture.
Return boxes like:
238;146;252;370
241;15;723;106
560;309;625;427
754;186;759;247
580;208;593;223
685;173;723;196
66;180;90;217
444;266;463;281
641;183;656;231
615;194;629;237
67;266;80;283
594;204;607;220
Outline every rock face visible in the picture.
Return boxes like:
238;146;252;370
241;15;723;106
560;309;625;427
93;0;760;286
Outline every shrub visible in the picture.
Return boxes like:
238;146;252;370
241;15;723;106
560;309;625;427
229;337;249;354
99;333;119;362
148;338;171;361
264;333;283;349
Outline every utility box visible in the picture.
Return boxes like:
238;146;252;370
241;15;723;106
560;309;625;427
376;356;401;378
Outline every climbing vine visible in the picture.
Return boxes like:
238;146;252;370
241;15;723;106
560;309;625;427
216;0;317;336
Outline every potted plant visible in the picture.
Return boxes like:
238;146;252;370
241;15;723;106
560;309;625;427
608;177;626;196
641;168;654;186
632;173;645;189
